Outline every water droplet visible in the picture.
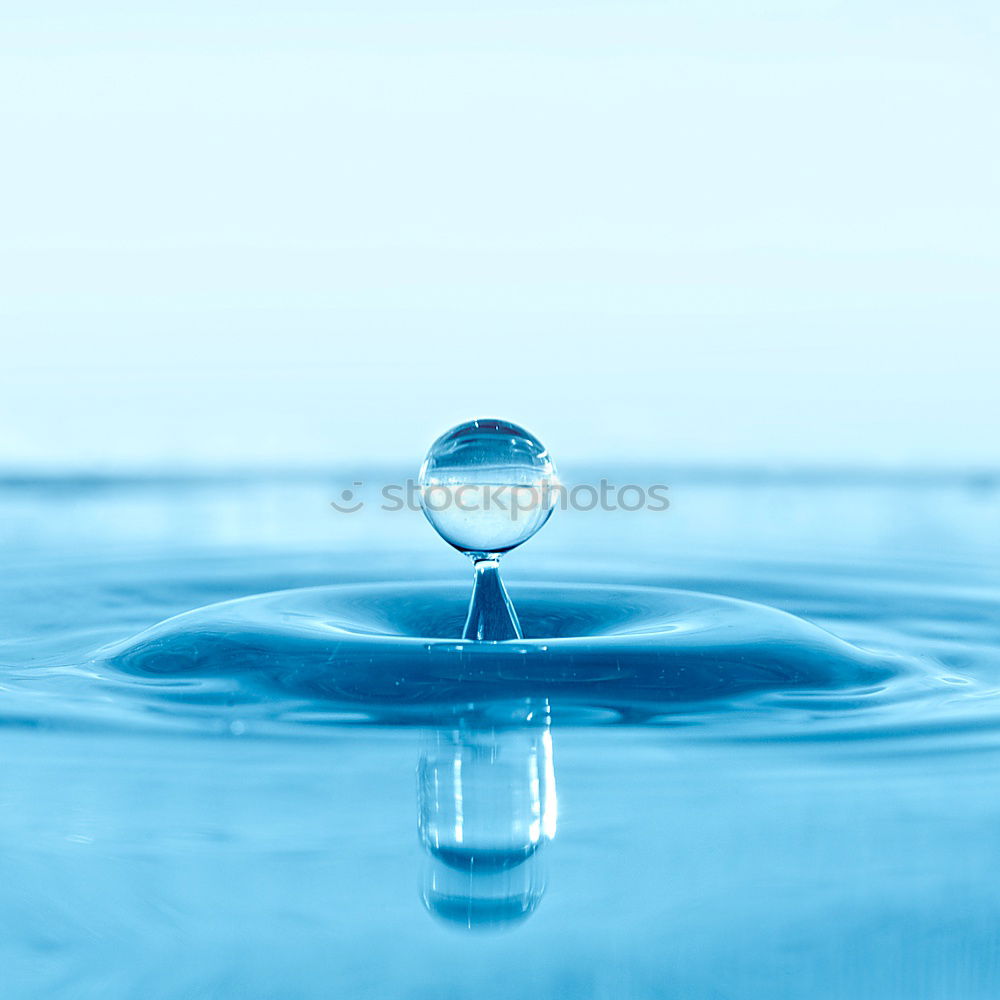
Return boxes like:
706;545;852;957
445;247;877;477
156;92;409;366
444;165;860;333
418;419;556;641
418;418;556;558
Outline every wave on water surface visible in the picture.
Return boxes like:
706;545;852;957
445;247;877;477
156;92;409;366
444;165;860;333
97;582;924;729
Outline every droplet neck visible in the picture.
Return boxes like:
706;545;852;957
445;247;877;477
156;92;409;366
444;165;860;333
463;558;522;642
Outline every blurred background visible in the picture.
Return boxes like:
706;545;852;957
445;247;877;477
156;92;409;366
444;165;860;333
3;10;1000;998
1;0;997;473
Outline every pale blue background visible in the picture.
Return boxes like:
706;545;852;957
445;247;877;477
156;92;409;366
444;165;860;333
1;0;997;469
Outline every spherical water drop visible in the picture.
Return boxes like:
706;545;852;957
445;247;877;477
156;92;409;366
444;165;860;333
418;418;556;559
418;419;557;641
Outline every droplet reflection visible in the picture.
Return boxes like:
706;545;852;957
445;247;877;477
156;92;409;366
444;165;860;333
417;702;557;930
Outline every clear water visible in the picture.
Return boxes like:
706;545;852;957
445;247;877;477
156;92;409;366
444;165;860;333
418;418;556;557
3;470;1000;998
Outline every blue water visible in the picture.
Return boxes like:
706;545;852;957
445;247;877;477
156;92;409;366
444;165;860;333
2;471;1000;998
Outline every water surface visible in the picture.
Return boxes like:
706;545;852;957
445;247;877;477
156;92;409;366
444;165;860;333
2;471;999;998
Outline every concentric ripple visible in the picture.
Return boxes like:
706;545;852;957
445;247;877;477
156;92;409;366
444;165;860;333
98;582;913;726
